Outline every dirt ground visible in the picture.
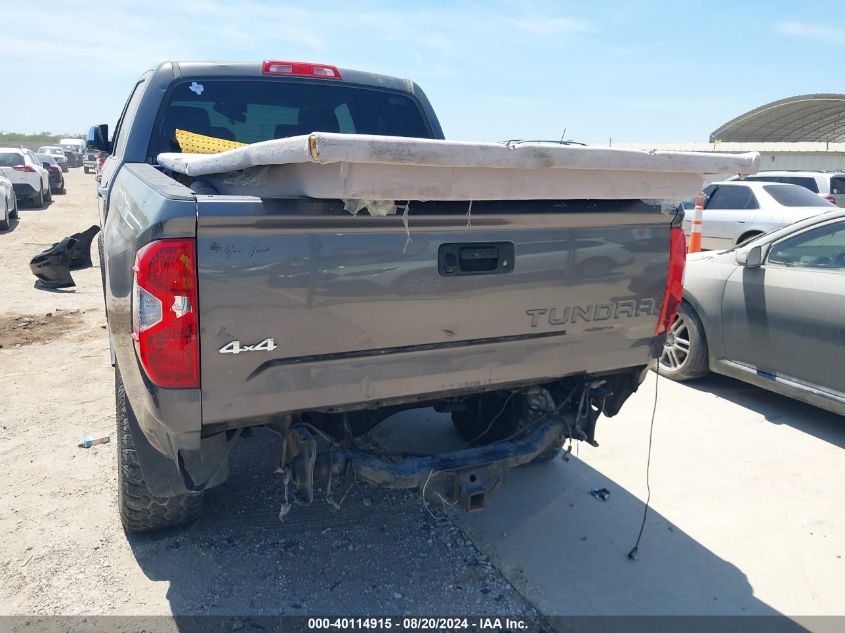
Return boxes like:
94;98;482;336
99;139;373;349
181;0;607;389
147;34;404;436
0;169;541;619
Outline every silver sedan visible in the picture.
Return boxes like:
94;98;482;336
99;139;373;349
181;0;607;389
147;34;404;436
684;181;834;250
660;209;845;416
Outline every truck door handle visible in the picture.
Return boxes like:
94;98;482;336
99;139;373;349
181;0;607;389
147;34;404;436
438;242;515;276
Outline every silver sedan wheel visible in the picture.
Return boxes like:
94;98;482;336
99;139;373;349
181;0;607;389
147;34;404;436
659;314;691;372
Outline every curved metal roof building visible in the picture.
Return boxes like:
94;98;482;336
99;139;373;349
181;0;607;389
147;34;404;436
710;94;845;143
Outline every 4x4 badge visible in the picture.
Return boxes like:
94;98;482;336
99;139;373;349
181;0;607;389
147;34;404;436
219;338;277;355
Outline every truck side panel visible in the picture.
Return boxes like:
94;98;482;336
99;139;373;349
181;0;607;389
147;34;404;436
104;163;202;458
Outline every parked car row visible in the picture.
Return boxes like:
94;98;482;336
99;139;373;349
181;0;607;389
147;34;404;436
0;147;65;214
35;153;65;194
0;142;81;230
33;140;87;170
59;138;86;167
37;146;69;172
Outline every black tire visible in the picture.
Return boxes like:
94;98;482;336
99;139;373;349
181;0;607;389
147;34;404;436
10;196;18;219
658;301;709;381
44;186;52;203
31;187;44;209
84;167;90;174
451;394;562;465
0;201;8;230
116;370;204;533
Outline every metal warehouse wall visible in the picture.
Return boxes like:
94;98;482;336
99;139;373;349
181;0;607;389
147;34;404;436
756;152;845;171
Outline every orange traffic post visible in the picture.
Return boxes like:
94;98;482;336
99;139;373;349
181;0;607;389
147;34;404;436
688;193;705;253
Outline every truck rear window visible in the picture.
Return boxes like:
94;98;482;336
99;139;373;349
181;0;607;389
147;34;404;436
151;79;432;157
0;153;25;167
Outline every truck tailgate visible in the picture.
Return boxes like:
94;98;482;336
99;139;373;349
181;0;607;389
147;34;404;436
196;197;671;425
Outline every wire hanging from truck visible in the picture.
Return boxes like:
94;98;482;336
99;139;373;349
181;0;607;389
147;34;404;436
627;364;660;561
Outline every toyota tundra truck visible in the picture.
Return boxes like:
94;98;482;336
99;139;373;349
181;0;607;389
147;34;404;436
90;60;703;533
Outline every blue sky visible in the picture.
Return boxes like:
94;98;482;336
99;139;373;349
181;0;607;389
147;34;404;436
1;0;840;142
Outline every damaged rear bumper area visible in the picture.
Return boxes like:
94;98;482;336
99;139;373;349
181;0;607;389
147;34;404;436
278;416;570;516
136;367;648;513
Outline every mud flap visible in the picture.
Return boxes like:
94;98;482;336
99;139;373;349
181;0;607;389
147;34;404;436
125;402;194;498
126;404;236;497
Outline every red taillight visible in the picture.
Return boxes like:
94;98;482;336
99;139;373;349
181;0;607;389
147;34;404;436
824;195;836;204
261;60;341;79
48;166;60;174
653;227;687;337
132;239;200;389
12;165;34;172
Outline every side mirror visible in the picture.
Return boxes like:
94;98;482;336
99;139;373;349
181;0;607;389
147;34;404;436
87;124;111;152
736;245;763;268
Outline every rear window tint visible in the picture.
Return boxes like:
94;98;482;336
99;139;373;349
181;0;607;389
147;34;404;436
0;153;24;167
151;79;432;157
745;175;820;193
831;176;845;195
764;185;833;207
706;185;758;210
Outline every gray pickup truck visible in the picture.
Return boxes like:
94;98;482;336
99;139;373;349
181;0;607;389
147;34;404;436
90;61;687;532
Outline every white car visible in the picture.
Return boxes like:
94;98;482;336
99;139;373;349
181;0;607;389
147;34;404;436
686;181;835;250
729;170;845;208
0;172;18;230
37;146;69;172
0;148;51;209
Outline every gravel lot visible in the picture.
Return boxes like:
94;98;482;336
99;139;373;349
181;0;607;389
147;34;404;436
0;169;541;619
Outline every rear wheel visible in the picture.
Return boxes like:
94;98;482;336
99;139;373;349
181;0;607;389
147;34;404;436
0;201;8;230
658;302;709;381
44;185;52;203
116;369;204;532
10;196;18;218
84;167;90;174
31;187;44;209
451;393;563;465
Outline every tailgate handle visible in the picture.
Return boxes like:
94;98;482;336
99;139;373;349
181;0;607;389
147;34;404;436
438;242;514;276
